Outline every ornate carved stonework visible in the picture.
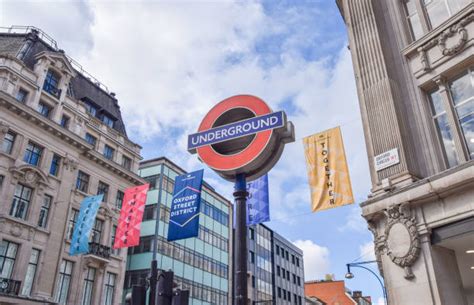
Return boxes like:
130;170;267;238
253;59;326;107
418;11;474;71
10;223;23;237
0;120;9;135
10;165;49;189
24;170;39;184
367;204;420;280
383;204;420;279
63;155;79;171
368;220;385;278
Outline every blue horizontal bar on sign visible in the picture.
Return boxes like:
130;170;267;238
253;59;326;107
188;111;284;150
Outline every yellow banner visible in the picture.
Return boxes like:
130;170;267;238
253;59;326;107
303;126;354;212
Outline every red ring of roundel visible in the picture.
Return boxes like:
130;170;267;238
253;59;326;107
197;95;273;172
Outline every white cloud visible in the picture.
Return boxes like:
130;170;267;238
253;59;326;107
1;1;371;224
376;297;385;305
293;239;330;281
358;241;376;261
338;206;368;233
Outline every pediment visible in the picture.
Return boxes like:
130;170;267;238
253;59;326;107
9;165;50;187
34;51;77;77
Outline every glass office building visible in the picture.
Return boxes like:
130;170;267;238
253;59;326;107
124;157;232;305
247;224;305;305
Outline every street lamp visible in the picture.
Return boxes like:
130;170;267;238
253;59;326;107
345;260;388;305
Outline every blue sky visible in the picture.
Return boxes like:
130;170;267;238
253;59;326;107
1;0;383;303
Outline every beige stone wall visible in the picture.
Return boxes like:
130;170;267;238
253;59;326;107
339;1;473;305
0;51;144;304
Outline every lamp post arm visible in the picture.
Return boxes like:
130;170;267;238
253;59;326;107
349;264;387;304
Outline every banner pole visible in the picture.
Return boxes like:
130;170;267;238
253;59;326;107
234;173;248;305
150;163;165;305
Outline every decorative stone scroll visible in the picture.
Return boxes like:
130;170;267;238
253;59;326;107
418;11;474;71
367;204;420;280
368;220;385;278
383;204;420;279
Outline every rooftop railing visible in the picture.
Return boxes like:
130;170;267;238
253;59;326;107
0;25;110;94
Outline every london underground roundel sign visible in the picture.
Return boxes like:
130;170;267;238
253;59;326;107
188;95;295;182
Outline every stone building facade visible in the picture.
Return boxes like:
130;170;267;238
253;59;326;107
0;26;143;304
337;1;473;304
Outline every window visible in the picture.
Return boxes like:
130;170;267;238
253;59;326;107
115;190;124;209
67;209;79;240
81;267;96;305
21;249;40;296
37;102;52;118
56;260;73;304
293;273;296;284
111;225;119;256
249;227;255;240
43;69;61;98
101;114;114;128
404;0;423;40
66;82;74;97
276;244;280;255
2;131;15;154
23;142;43;166
60;115;70;128
296;257;300;267
143;205;157;221
85;133;97;148
76;171;90;193
50;154;61;176
429;68;474;167
122;156;132;170
450;70;474;159
103;145;114;160
0;240;18;279
297;276;301;286
249;251;255;264
286;270;290;280
103;272;116;305
90;219;103;243
38;195;52;228
10;184;32;220
277;266;280;276
16;88;28;103
278;287;281;298
424;0;469;29
143;175;159;190
84;101;98;117
292;254;295;264
97;181;109;202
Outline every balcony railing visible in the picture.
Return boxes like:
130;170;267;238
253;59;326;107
42;83;61;99
0;277;21;296
88;242;111;260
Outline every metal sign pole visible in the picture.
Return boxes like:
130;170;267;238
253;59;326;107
234;173;248;305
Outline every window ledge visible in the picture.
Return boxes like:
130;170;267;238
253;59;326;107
0;214;38;232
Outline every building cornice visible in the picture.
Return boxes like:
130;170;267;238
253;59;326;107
0;91;145;185
361;160;474;216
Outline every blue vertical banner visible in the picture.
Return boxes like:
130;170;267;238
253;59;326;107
167;169;204;242
69;194;103;256
247;174;270;225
